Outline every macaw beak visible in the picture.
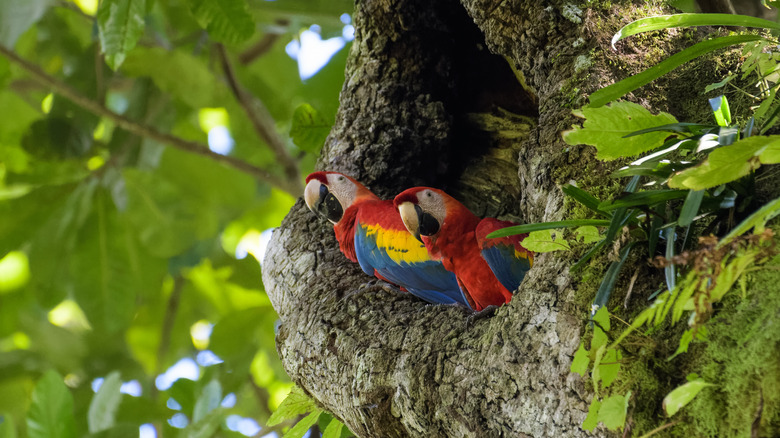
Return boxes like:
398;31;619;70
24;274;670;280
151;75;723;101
304;179;343;224
398;202;423;243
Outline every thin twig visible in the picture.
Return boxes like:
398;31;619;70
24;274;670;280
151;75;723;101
0;44;300;196
623;266;640;309
151;275;185;401
216;43;302;191
637;420;681;438
239;32;282;65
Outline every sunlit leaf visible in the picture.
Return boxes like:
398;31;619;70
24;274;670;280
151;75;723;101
563;102;678;160
598;349;621;388
582;398;601;431
519;229;571;252
612;14;780;47
486;220;611;238
597;392;631;430
321;418;345;438
267;385;318;427
669;135;780;190
97;0;146;70
570;342;590;376
719;195;780;245
663;379;713;417
283;411;323;438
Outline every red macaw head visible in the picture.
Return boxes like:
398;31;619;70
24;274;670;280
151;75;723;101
393;187;455;242
304;172;379;224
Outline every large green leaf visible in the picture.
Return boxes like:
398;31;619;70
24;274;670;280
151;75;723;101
87;372;122;433
0;0;50;47
290;103;331;153
563;101;678;160
669;135;780;190
70;190;161;333
121;47;227;108
188;0;254;44
267;386;319;427
612;14;780;47
97;0;147;70
26;370;75;438
589;35;764;108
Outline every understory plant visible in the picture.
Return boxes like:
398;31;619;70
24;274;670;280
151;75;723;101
490;10;780;434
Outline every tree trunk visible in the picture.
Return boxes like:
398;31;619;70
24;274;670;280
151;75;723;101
263;0;709;436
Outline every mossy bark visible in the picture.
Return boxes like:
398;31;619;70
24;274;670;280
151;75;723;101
262;0;771;436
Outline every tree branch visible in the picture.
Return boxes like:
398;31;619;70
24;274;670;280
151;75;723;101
0;44;301;197
216;43;302;189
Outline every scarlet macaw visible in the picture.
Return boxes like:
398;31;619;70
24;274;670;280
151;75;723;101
393;187;533;311
303;172;470;308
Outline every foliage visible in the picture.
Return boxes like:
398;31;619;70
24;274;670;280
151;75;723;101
489;8;780;434
0;0;353;437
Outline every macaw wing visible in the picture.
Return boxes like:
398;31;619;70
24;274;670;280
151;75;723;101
354;220;471;308
476;218;533;293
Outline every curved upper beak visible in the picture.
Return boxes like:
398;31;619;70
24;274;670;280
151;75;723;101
397;201;422;243
304;179;323;212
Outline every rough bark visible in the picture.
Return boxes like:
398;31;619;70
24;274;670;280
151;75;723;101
263;0;686;436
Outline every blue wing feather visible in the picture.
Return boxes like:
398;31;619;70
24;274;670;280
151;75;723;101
480;245;532;293
354;221;471;308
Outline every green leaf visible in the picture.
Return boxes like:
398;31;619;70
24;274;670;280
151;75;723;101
97;0;147;70
321;419;345;438
520;229;571;252
589;35;764;108
267;386;318;427
283;411;323;438
582;398;601;431
598;190;689;211
290;103;331;153
591;307;610;351
0;413;17;438
486;219;612;238
570;342;590;376
612;14;780;47
718;196;780;246
598;349;621;388
182;407;225;438
575;226;601;244
561;185;609;218
663;379;713;417
563;102;678;160
26;370;75;438
0;0;50;47
709;95;731;127
678;190;704;227
88;371;123;433
122;47;226;108
592;243;635;316
192;380;222;423
188;0;254;44
669;135;780;190
667;328;695;361
70;190;149;333
705;75;734;93
598;392;631;430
